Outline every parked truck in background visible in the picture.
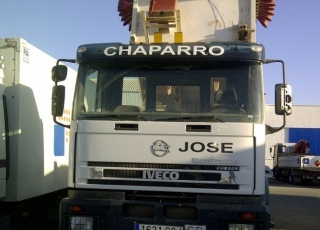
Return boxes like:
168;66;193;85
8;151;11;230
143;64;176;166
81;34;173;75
0;38;76;229
52;0;292;229
271;141;320;184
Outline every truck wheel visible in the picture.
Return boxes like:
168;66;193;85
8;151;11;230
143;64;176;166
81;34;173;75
264;176;270;206
288;171;294;184
275;167;280;181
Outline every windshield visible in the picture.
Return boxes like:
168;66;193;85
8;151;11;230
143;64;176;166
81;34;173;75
73;61;263;123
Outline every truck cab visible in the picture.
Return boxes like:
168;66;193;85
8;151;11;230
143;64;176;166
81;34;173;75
51;0;292;229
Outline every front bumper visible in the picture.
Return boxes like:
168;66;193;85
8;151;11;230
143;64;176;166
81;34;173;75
59;192;271;230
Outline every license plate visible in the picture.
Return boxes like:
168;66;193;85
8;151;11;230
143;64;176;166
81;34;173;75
134;224;206;230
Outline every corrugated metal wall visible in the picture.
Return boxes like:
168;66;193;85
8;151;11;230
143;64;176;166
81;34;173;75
287;128;320;155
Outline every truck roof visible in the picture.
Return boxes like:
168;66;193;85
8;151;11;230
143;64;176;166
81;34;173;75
76;42;265;63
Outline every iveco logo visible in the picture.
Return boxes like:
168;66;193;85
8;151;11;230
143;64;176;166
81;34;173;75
143;171;179;180
151;140;170;157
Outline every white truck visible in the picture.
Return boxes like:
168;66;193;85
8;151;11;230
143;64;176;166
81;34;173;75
0;38;75;229
52;0;292;229
271;141;320;184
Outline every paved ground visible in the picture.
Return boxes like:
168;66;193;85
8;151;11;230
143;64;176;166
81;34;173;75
268;178;320;230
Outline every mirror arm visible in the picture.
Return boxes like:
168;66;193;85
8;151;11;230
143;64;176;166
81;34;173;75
265;114;286;134
53;116;70;129
56;59;76;66
265;59;288;134
265;59;286;84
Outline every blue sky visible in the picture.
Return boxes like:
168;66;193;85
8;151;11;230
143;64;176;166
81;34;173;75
2;0;320;105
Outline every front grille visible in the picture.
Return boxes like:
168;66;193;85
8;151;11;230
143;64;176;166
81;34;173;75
103;169;221;181
88;179;239;190
124;204;155;219
88;162;239;172
87;162;239;190
165;206;197;221
123;204;197;221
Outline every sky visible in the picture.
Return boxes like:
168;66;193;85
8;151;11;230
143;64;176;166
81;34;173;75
1;0;320;105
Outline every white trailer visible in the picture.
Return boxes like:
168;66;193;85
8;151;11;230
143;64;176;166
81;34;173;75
0;38;76;229
52;0;292;229
271;142;320;184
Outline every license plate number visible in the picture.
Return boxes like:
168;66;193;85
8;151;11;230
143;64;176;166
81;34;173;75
134;224;206;230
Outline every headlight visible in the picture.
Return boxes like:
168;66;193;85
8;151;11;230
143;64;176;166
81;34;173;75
229;224;255;230
251;45;263;52
77;46;87;53
70;216;93;230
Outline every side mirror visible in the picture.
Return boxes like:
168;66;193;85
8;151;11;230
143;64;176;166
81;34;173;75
52;85;65;116
275;84;292;115
52;65;67;82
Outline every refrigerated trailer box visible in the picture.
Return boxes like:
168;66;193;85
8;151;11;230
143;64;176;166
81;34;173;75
0;38;75;203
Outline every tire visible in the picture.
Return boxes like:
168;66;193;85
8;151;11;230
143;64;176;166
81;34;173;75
264;176;270;206
275;166;280;181
288;170;294;184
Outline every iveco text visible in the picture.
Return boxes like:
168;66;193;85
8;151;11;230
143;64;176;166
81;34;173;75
143;171;180;180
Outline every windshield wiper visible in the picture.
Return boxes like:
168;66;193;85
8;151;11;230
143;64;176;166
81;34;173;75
80;114;147;121
154;116;224;122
